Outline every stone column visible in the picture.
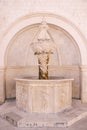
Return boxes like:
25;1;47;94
38;53;49;79
80;66;87;103
0;68;5;104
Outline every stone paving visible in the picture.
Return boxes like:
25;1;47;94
0;99;87;130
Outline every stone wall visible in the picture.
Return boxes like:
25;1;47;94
0;0;87;40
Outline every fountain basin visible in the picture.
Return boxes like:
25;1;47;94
16;78;73;113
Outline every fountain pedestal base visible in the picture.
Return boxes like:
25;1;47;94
16;79;73;113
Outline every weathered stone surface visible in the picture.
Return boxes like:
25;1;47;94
1;99;87;128
16;78;73;113
0;0;87;103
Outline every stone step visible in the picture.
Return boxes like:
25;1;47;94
2;110;87;128
2;112;67;127
1;100;87;128
3;112;22;126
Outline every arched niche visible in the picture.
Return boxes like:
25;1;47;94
5;23;81;99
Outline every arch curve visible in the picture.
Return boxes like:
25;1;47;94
0;12;87;66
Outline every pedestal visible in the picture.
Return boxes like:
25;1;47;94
16;79;73;113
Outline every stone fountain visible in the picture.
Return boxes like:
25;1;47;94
2;20;87;129
16;20;73;114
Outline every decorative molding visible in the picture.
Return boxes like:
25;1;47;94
0;67;5;71
5;65;80;71
80;65;87;72
1;12;87;44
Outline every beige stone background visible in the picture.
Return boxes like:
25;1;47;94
0;0;87;40
0;0;87;103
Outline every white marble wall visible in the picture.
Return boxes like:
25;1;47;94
0;0;87;40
